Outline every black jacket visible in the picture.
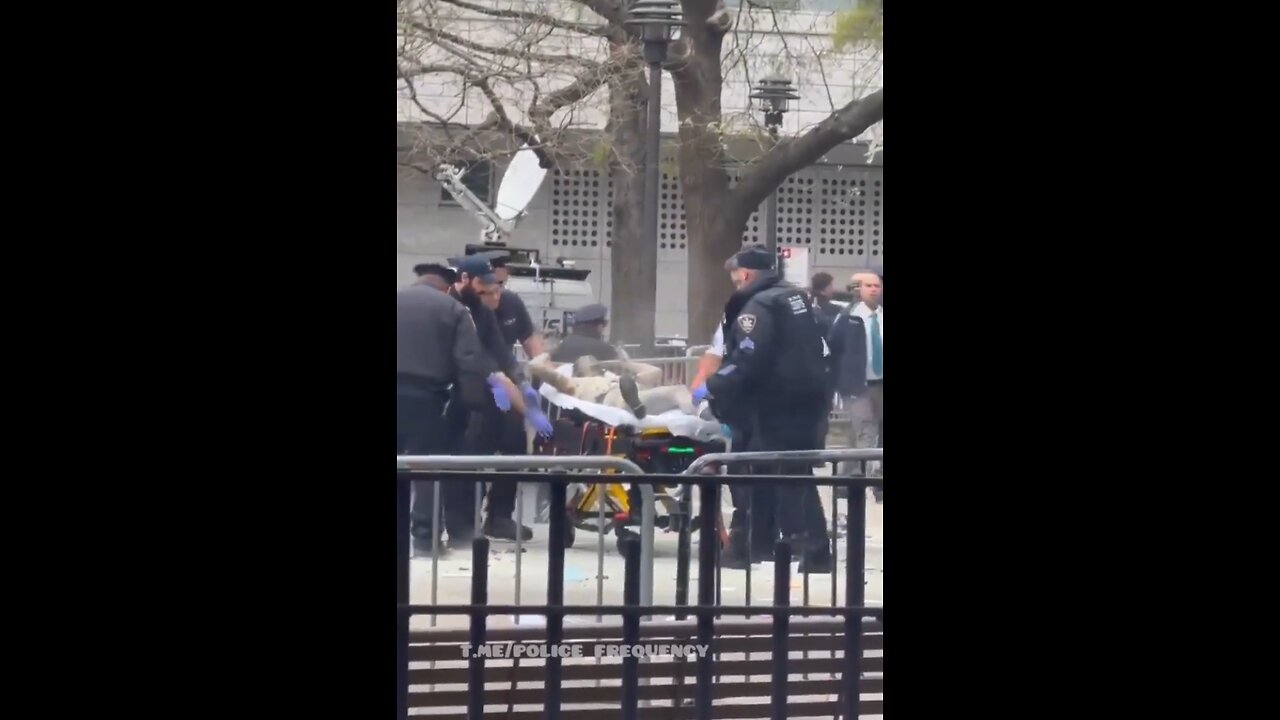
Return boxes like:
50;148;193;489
396;285;487;405
549;332;619;364
449;286;523;384
814;298;842;331
827;308;868;397
706;271;829;425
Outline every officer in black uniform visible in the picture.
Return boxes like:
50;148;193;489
397;275;489;556
701;246;834;573
548;304;618;363
444;255;536;543
484;253;543;537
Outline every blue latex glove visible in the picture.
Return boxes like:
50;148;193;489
521;383;540;410
691;385;710;404
527;407;554;438
487;376;511;411
720;424;733;441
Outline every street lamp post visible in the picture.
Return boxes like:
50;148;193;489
626;0;682;348
750;75;800;274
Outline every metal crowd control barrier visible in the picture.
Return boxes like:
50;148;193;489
618;355;700;387
674;449;884;633
398;454;657;608
397;466;883;720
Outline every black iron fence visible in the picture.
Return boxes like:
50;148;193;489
397;464;883;720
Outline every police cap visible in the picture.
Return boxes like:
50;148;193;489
413;263;457;283
572;303;608;325
732;245;775;271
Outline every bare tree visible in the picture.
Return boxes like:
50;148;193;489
669;0;883;341
397;0;883;344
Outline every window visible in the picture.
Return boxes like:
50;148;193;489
439;160;493;206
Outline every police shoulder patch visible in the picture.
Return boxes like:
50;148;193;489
737;314;757;334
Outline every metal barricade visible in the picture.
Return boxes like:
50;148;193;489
616;355;700;387
674;448;883;613
397;465;883;720
398;455;658;612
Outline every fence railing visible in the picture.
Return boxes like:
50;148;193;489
398;455;658;620
397;464;884;720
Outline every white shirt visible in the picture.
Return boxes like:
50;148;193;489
707;325;725;358
852;302;883;380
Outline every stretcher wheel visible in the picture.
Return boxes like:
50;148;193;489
563;512;578;545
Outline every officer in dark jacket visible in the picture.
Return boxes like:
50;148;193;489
443;255;538;543
482;252;544;538
548;304;618;363
397;277;488;556
700;246;834;573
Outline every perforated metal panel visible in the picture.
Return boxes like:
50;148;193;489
816;167;883;267
658;171;688;257
548;168;612;258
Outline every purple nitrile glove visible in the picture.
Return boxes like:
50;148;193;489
521;383;540;410
487;376;511;411
527;407;554;438
691;385;710;404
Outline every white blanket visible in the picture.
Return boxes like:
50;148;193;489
538;364;726;443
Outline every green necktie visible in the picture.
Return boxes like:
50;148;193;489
869;312;883;376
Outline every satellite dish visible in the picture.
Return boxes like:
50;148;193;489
494;144;547;221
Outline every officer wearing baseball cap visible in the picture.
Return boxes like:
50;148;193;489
695;245;834;573
441;255;547;544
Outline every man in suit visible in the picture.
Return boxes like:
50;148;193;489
832;271;883;501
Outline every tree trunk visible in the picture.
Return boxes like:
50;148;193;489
671;0;743;344
606;56;654;348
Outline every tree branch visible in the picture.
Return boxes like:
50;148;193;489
570;0;625;26
410;22;603;68
731;89;884;215
437;0;616;39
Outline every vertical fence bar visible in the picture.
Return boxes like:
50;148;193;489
597;481;606;620
674;483;692;620
695;481;719;720
546;481;567;720
771;541;792;720
830;474;839;608
514;482;524;620
396;477;410;720
468;538;490;720
621;537;641;720
431;480;442;627
844;481;867;720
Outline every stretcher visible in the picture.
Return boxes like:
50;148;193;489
531;366;729;553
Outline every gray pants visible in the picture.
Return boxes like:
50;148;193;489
842;382;883;476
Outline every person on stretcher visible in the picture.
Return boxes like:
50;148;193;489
526;354;698;420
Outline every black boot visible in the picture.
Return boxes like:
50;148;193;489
797;550;834;574
412;535;447;558
483;516;534;542
720;533;757;569
618;375;646;419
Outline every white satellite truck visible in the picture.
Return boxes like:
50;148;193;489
435;146;595;338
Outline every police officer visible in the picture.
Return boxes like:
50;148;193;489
413;262;456;292
485;252;545;536
444;255;549;543
549;304;619;363
397;272;489;557
696;246;834;573
487;254;544;359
